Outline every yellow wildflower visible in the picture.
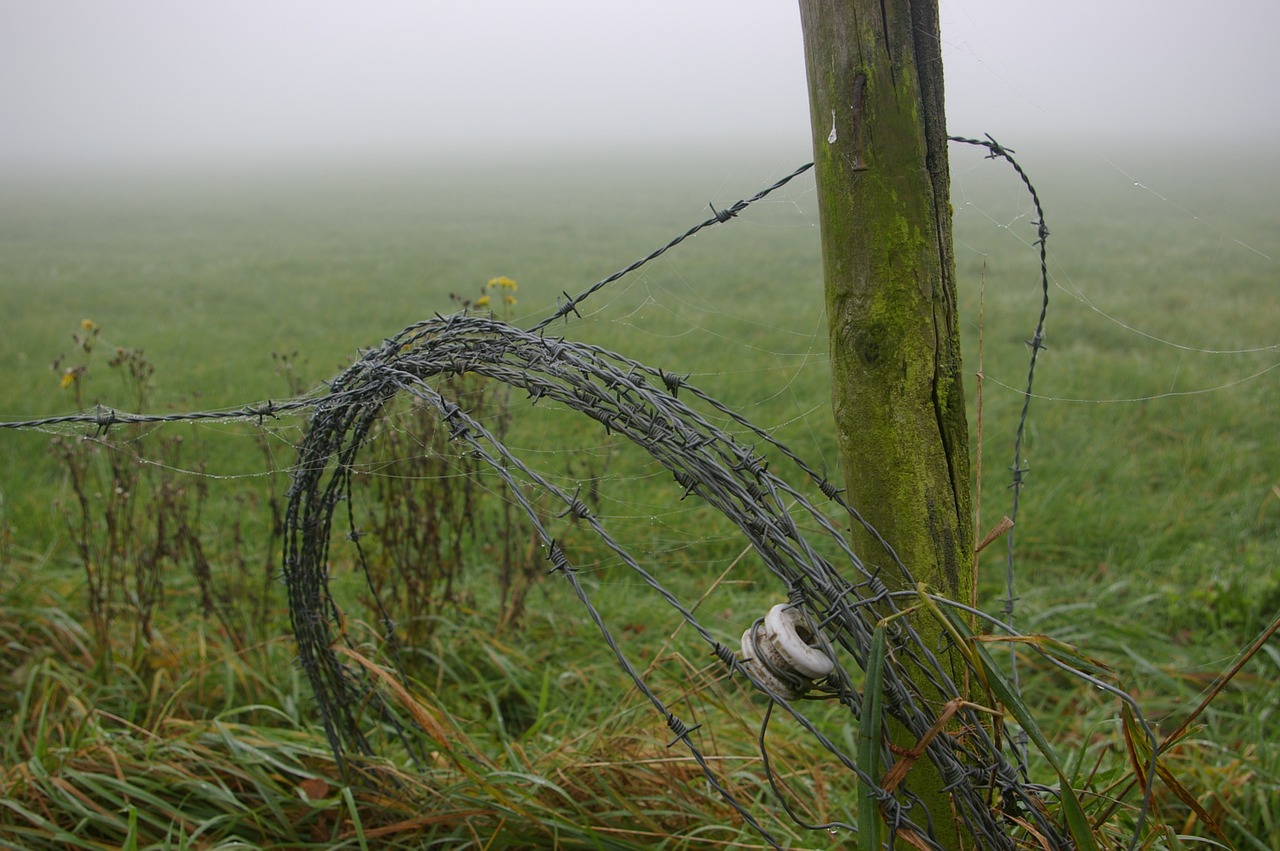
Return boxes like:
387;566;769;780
487;276;517;291
81;318;97;331
504;294;517;306
475;294;491;308
60;369;76;389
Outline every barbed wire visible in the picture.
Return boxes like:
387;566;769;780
528;161;814;333
0;143;1155;848
0;397;320;433
283;312;1082;849
949;133;1051;778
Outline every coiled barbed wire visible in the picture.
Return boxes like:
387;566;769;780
281;300;1157;848
1;142;1155;849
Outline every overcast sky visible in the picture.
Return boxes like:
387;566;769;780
1;0;1277;169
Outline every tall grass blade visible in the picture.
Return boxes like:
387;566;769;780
342;785;370;851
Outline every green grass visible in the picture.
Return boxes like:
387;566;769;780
2;142;1279;847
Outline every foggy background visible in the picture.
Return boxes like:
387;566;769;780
2;0;1277;173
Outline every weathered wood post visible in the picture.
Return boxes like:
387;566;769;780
797;0;973;846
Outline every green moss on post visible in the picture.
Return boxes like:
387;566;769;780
797;0;973;847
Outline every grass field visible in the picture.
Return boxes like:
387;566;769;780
1;141;1278;848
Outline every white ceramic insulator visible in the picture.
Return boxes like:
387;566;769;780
762;604;834;679
740;627;802;699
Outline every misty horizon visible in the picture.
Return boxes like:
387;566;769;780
2;1;1278;175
